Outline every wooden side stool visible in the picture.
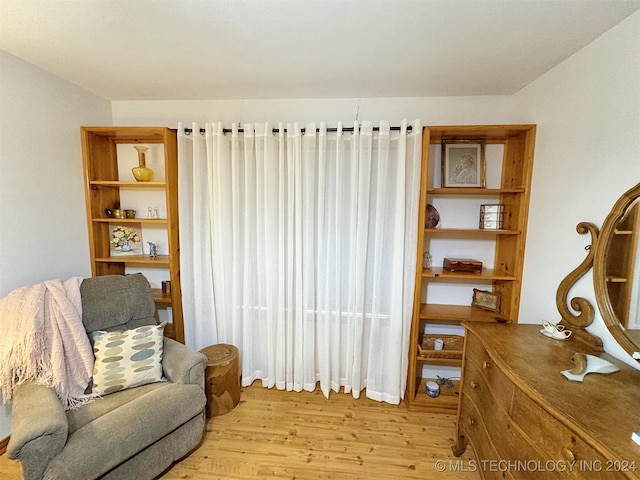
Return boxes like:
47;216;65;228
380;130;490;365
199;344;241;417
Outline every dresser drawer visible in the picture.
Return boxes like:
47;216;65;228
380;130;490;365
464;332;514;413
466;393;575;479
510;389;631;480
462;389;602;480
461;333;611;480
458;395;514;480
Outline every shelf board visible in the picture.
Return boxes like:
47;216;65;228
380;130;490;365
415;357;462;367
424;228;520;235
427;187;525;195
606;277;629;283
95;254;170;265
425;124;536;143
421;267;516;281
89;180;166;188
93;218;168;224
82;126;174;141
408;378;460;413
152;288;173;305
419;303;511;323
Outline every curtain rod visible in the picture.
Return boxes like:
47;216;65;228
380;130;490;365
184;125;412;135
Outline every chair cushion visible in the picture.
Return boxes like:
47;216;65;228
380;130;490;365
90;322;166;395
46;382;206;480
80;274;156;333
66;382;167;434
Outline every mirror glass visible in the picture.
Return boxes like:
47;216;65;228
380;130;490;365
604;197;640;347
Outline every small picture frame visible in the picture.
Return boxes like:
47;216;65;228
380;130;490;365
441;140;485;188
479;204;505;230
472;289;502;312
110;224;143;256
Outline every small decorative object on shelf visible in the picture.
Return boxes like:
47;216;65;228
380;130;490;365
423;251;432;270
436;376;455;389
425;381;440;398
148;242;158;258
441;140;485;188
425;204;440;228
480;204;505;229
443;258;483;273
420;334;464;356
471;288;502;312
162;280;171;295
110;225;143;255
132;146;154;182
106;208;135;218
105;208;122;218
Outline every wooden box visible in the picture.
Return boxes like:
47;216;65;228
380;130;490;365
443;258;482;273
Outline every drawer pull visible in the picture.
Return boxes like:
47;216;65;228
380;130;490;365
563;448;576;462
468;417;475;426
483;361;491;369
470;381;479;389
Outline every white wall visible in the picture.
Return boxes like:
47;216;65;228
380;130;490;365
0;52;112;438
514;11;640;365
112;96;523;127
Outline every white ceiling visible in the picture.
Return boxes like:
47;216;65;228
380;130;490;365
1;0;639;101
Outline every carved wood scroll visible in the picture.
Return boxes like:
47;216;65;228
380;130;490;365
556;222;604;351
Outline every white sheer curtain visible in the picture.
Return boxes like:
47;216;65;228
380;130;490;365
178;120;422;403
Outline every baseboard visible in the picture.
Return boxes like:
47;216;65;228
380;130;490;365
0;435;8;456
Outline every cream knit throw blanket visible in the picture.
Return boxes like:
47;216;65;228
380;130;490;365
0;277;96;409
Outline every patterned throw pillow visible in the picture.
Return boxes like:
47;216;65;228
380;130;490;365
90;322;166;396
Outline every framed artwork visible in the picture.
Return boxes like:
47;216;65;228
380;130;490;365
441;140;485;188
479;204;505;230
471;288;502;312
110;225;143;256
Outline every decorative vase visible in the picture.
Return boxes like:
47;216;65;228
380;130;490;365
426;204;440;228
120;242;132;253
132;146;154;182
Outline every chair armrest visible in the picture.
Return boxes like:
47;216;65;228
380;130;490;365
7;380;68;480
163;338;208;390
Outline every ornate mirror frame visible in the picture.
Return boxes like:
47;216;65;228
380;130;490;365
593;182;640;357
557;182;640;357
556;222;603;350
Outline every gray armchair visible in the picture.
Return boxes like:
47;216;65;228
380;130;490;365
7;274;208;480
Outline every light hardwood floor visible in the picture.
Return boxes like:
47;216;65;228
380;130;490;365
0;383;479;479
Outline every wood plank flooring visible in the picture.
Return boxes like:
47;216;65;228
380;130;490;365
0;382;479;479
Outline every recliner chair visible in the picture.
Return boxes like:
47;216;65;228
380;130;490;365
7;274;208;480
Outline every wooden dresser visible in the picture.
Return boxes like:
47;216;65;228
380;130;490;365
454;322;640;480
